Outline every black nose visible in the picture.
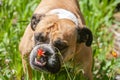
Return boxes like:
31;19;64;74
45;54;61;73
38;47;61;73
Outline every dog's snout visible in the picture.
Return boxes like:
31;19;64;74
30;44;61;73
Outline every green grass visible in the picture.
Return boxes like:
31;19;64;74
0;0;120;80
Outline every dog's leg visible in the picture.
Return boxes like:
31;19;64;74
83;63;93;80
21;55;27;73
27;63;33;80
19;24;34;79
21;55;32;80
82;48;93;80
75;44;93;80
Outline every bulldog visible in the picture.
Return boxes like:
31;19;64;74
19;0;93;80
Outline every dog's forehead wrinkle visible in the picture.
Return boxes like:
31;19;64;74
35;18;58;33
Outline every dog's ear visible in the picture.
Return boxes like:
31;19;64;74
31;14;45;31
77;27;93;47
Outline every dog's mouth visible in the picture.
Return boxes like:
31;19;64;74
35;57;47;66
30;44;61;73
34;48;47;66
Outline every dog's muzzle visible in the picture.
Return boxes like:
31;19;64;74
29;44;61;73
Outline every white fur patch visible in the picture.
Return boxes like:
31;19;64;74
48;9;79;26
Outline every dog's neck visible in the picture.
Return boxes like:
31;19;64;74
47;8;79;26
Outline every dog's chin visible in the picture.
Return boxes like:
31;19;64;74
29;44;61;73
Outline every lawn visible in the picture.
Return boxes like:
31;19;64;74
0;0;120;80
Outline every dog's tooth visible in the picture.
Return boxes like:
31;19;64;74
35;58;46;66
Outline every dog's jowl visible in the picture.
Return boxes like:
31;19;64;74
19;0;93;80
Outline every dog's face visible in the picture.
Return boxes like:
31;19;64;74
29;14;93;73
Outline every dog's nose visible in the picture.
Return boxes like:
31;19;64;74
30;44;61;73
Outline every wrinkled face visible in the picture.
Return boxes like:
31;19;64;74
29;14;93;73
30;15;77;73
34;15;77;57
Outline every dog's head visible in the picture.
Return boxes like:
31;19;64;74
29;14;93;73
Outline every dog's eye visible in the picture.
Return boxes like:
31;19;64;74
54;39;68;50
34;33;46;43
